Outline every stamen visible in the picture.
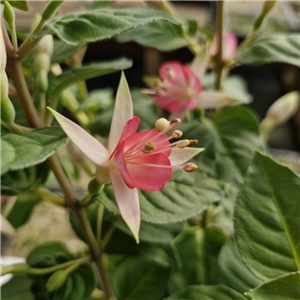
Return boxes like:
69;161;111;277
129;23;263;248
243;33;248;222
170;118;181;125
172;130;183;138
143;142;155;153
155;118;170;131
177;140;190;149
188;139;198;146
140;88;156;95
183;163;198;173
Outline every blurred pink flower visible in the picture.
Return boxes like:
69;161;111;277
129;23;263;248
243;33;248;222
210;33;238;61
49;73;203;243
152;61;202;114
146;53;238;114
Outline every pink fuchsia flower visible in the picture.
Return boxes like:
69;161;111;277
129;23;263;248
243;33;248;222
146;54;238;114
210;33;238;61
152;61;202;114
48;73;203;243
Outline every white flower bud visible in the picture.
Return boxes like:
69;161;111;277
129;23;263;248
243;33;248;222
0;29;7;72
260;91;300;136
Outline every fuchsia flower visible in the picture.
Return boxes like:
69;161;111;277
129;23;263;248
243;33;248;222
49;73;203;243
152;61;202;114
146;46;238;115
210;33;238;61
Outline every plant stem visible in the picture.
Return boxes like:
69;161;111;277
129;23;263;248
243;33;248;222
29;256;91;275
29;188;66;207
75;208;113;298
97;204;105;247
214;1;224;91
4;25;113;299
5;57;43;128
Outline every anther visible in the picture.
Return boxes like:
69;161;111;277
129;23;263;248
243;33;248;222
170;118;181;124
155;118;170;131
172;130;183;138
188;139;198;146
143;142;156;153
183;163;198;173
177;140;190;149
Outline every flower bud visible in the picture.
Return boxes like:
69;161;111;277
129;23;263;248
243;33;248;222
253;1;277;32
262;1;277;15
42;1;66;23
34;34;53;92
88;177;104;194
0;30;15;125
46;270;68;292
260;91;300;136
3;2;15;34
1;27;7;72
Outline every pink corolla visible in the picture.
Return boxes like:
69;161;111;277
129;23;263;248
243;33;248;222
210;33;238;61
49;73;203;243
145;49;238;114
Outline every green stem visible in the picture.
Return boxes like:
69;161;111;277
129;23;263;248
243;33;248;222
102;224;115;250
29;188;66;207
214;1;225;91
5;58;43;128
29;256;91;275
75;208;113;298
4;29;113;299
17;20;44;61
97;204;105;247
40;92;46;124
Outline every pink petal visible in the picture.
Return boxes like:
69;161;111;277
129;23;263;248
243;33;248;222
127;153;172;191
124;130;171;157
223;33;238;60
182;65;202;94
109;170;140;243
48;108;109;167
118;117;140;143
197;91;238;109
169;147;205;166
159;61;186;87
108;72;133;154
153;95;185;113
111;140;135;189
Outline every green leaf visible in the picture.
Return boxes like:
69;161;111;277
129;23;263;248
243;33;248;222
51;42;86;64
95;169;225;224
47;58;132;100
79;88;114;112
1;124;10;136
111;256;170;300
33;8;181;46
236;34;300;67
116;21;188;52
1;275;33;300
27;243;69;267
2;1;28;11
179;107;262;186
245;272;300;300
171;226;227;286
1;163;49;196
234;152;300;281
6;193;41;228
219;237;263;293
1;127;67;175
165;285;247;300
